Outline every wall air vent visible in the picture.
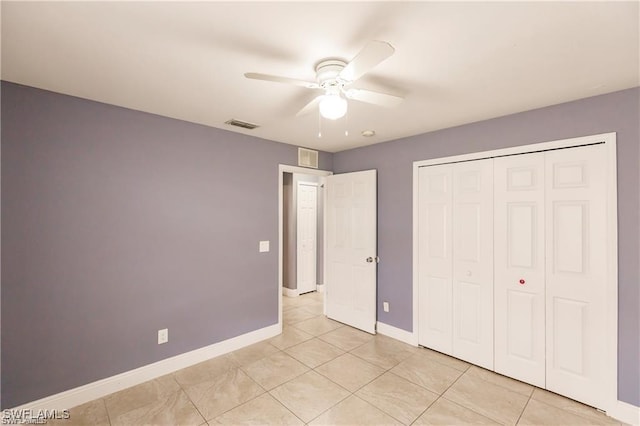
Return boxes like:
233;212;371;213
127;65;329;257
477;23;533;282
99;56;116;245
224;119;259;130
298;147;319;169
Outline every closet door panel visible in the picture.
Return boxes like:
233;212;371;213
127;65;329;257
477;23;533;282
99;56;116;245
418;165;453;353
545;144;608;409
452;159;494;369
494;153;546;387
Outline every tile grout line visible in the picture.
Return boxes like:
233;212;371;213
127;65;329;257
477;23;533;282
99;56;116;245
466;366;536;397
414;346;472;374
174;354;271;424
200;360;282;423
440;370;527;425
172;370;221;424
303;387;352;425
408;395;440;426
323;340;428;424
246;329;347;424
392;374;440;426
100;398;113;426
325;331;420;412
526;393;621;426
440;364;524;425
514;392;533;425
314;353;384;394
292;328;408;424
267;337;352;424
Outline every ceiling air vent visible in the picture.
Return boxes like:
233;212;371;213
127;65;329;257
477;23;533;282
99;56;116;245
298;147;319;169
225;119;259;130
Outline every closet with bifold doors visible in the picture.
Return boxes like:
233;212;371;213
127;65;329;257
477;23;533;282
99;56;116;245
418;158;494;370
417;139;612;411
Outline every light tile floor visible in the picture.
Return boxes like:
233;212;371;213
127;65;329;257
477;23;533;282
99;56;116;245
50;292;624;425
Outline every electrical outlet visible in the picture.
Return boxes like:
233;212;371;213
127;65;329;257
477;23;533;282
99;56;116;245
259;240;270;252
383;302;390;312
158;328;168;344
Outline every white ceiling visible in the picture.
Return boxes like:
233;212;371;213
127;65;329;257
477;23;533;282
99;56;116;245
2;1;638;153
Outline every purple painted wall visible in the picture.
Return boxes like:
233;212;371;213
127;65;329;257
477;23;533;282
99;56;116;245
333;88;640;406
0;82;332;408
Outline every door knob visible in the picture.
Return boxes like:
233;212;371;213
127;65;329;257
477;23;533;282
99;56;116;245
366;257;374;263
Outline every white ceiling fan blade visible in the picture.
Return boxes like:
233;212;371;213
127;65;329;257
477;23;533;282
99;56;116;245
296;96;323;116
339;41;395;82
244;73;320;89
345;88;403;107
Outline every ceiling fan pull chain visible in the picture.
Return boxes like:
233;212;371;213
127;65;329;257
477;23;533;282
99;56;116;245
318;109;322;138
345;109;349;137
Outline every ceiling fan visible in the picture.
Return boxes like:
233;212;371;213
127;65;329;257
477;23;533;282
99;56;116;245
245;40;403;120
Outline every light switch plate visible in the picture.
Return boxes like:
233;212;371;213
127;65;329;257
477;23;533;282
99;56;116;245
383;302;390;312
259;241;270;252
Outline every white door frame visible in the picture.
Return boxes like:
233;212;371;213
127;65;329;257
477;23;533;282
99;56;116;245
278;165;332;329
412;132;618;415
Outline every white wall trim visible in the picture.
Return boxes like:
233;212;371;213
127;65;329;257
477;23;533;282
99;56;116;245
604;135;619;417
316;283;325;293
278;164;332;329
608;400;640;426
412;132;618;413
376;322;418;346
282;287;298;297
10;323;281;412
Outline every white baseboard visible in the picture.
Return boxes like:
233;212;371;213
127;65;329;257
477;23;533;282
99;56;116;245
282;287;298;297
316;283;324;293
376;322;418;346
11;323;281;411
608;400;640;425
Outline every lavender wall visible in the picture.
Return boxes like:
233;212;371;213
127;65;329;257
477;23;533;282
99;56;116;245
333;88;640;406
0;82;332;408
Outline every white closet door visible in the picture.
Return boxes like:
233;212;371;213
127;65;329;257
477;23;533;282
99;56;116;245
297;182;318;294
451;159;494;369
494;153;546;387
418;164;453;353
545;144;608;409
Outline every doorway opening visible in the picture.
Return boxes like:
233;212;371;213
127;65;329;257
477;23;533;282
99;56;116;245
284;172;322;297
278;165;332;328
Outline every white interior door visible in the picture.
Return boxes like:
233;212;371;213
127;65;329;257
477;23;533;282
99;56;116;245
418;164;453;353
325;170;377;334
451;159;494;369
545;144;608;409
494;153;546;387
297;182;317;294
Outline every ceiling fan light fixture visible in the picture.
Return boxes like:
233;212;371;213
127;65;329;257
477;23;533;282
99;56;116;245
319;94;347;120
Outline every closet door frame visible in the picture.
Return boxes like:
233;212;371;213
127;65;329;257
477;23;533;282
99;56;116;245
412;132;617;414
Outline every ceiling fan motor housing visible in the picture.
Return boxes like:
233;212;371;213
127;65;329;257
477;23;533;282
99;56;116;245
316;60;348;89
